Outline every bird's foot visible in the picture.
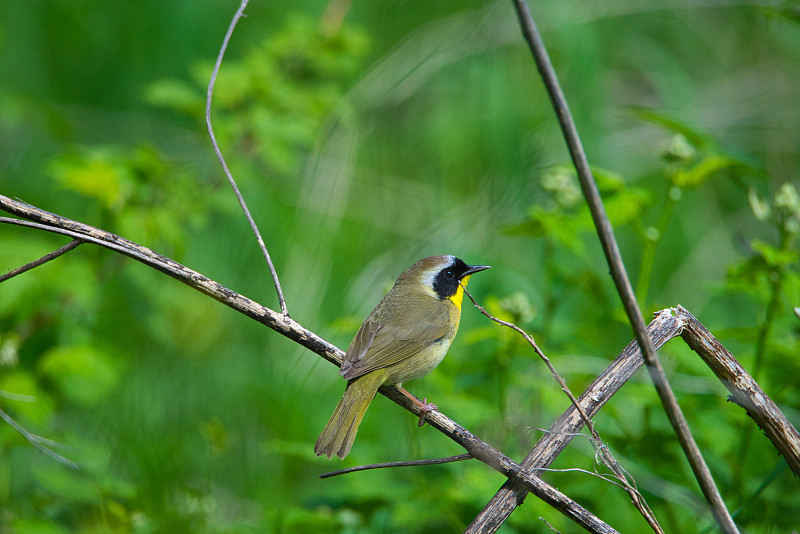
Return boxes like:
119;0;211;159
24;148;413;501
417;397;438;427
396;386;439;427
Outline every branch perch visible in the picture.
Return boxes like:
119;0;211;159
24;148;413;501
0;194;616;533
4;197;797;531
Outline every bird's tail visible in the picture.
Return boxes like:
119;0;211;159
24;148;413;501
314;371;385;459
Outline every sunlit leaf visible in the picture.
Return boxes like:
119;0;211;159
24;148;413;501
48;151;133;210
671;153;737;188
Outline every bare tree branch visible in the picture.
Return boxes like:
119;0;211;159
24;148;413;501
462;284;663;533
467;311;677;532
676;306;800;476
319;453;473;479
0;194;616;533
510;1;738;532
205;0;289;317
0;238;82;283
466;305;800;531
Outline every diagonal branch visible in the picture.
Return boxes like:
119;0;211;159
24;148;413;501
466;309;680;533
676;306;800;476
0;406;78;470
462;284;663;532
0;238;82;283
466;305;800;532
510;1;738;532
0;194;615;533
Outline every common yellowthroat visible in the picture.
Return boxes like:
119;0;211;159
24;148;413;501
314;255;490;459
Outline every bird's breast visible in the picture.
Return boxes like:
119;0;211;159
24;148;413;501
385;333;454;384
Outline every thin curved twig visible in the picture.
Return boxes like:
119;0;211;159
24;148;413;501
0;406;78;469
205;0;289;316
319;453;473;479
0;239;82;283
510;2;738;532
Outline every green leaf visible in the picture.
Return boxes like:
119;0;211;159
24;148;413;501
591;166;627;193
0;371;54;425
752;240;799;268
628;107;711;149
503;206;586;255
577;187;652;227
48;150;133;210
671;153;737;188
38;345;121;406
33;463;97;503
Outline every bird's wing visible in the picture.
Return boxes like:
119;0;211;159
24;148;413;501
340;301;452;380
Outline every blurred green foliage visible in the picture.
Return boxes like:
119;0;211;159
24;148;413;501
1;1;800;532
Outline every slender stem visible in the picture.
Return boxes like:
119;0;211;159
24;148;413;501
0;239;82;283
636;187;677;305
319;453;473;479
510;2;738;532
205;0;289;316
752;227;790;381
0;407;78;469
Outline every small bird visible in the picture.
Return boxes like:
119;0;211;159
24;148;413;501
314;254;490;459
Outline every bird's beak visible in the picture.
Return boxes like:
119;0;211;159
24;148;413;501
461;264;491;278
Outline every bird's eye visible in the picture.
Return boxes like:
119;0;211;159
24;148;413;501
445;270;455;279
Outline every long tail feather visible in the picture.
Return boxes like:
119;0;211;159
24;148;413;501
314;371;385;459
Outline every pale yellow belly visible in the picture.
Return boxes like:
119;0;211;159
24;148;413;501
384;335;454;385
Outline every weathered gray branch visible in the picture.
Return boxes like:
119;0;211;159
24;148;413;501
678;307;800;475
466;306;800;532
6;195;796;532
0;194;616;533
0;238;82;283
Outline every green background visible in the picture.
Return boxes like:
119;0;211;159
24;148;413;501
1;0;799;532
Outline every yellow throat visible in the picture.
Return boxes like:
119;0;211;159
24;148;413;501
447;274;471;310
